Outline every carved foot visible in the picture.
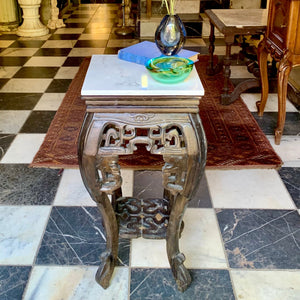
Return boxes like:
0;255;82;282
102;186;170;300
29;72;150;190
170;253;191;292
220;93;232;105
206;62;223;76
256;100;263;116
95;251;116;289
275;128;283;145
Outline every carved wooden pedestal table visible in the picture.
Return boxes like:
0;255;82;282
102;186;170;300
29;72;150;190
205;9;267;105
78;55;207;292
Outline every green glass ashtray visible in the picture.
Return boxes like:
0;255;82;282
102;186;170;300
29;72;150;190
145;56;194;84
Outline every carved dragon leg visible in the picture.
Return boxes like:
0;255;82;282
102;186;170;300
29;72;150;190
163;114;207;291
78;113;120;289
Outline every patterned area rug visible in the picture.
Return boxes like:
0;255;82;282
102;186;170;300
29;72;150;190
30;55;282;169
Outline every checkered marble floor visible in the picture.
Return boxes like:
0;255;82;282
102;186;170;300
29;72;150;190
0;3;300;300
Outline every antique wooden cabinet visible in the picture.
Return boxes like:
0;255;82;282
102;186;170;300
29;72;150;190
258;0;300;144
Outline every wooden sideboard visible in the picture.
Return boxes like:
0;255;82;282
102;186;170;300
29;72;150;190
257;0;300;144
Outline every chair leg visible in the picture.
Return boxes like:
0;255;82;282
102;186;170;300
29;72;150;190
275;53;292;145
257;41;269;116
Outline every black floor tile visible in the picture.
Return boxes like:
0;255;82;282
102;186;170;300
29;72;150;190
104;47;121;54
0;164;61;205
133;171;211;208
0;79;9;89
0;56;30;66
109;31;136;39
0;266;31;300
0;134;15;160
48;34;81;40
34;48;72;56
130;268;235;299
252;112;300;135
36;206;130;266
278;167;300;208
133;170;163;199
13;67;59;78
0;34;19;40
45;79;72;93
65;23;89;28
188;175;212;208
0;93;42;110
217;209;300;269
74;40;107;47
20;111;56;133
9;40;46;48
69;13;93;18
63;57;86;66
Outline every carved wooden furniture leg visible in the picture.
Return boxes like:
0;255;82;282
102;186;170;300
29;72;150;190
163;113;206;292
207;21;216;75
206;21;223;76
220;39;234;105
78;113;121;289
275;53;292;144
257;40;269;116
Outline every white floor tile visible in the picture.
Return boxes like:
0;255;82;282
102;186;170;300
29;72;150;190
42;40;77;48
24;266;129;300
68;48;105;57
53;169;96;206
120;169;134;197
181;208;227;268
33;93;65;111
0;48;38;56
206;169;295;209
54;168;133;206
213;45;241;56
54;28;85;34
241;93;299;112
106;39;138;48
1;133;45;163
230;66;256;79
0;110;31;134
231;270;300;300
0;78;52;92
54;67;79;79
0;206;51;264
267;135;300;167
19;35;51;41
185;38;206;47
0;40;15;47
24;57;66;67
0;66;21;78
131;208;227;269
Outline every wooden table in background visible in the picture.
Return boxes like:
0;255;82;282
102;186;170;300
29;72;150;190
205;9;267;105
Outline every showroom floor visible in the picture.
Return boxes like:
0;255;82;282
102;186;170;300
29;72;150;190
0;3;299;300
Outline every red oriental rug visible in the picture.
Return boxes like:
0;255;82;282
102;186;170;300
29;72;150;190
30;55;282;170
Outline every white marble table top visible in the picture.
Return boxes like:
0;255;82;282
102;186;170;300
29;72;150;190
211;9;268;28
81;55;204;97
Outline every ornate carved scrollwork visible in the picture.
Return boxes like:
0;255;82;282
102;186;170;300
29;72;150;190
115;197;170;239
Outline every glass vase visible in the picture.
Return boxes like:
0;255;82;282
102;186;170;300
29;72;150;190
155;14;187;56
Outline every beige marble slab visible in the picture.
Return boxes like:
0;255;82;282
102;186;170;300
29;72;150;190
212;9;268;28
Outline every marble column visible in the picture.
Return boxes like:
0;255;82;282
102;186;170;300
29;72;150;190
0;0;19;32
17;0;49;37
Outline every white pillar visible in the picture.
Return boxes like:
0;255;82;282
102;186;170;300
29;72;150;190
0;0;19;32
17;0;49;36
